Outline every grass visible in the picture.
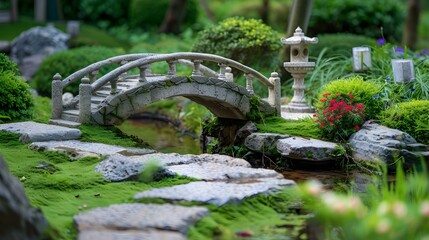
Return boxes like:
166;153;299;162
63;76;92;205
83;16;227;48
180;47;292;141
257;116;322;139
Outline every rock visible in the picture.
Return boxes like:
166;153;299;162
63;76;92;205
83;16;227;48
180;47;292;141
78;230;185;240
10;26;69;80
0;121;81;143
349;123;429;168
234;121;257;145
244;133;290;155
276;137;343;162
134;178;295;206
30;140;155;159
62;92;74;104
0;40;11;54
0;156;48;240
74;203;209;237
95;153;252;182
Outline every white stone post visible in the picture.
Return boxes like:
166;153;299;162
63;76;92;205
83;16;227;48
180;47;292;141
245;73;254;95
139;65;148;82
167;60;178;77
51;73;63;119
79;77;91;123
225;67;233;82
392;59;415;83
268;72;281;116
67;20;80;37
192;60;203;76
353;47;372;72
218;63;227;80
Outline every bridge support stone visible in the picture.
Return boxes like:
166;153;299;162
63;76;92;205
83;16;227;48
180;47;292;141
51;73;63;119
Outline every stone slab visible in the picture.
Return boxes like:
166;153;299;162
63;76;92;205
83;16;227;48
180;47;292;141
74;203;209;234
78;230;185;240
277;136;342;161
29;140;155;159
134;178;295;206
244;133;290;155
0;121;81;143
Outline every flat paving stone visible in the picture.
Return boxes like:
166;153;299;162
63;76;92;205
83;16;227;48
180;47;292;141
78;229;185;240
0;121;81;143
134;178;295;206
30;140;155;159
74;203;209;234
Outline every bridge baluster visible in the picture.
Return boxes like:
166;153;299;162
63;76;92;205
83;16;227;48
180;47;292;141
268;72;281;116
167;60;178;77
120;60;128;79
139;65;148;82
51;73;63;119
192;60;203;76
245;73;254;95
218;63;227;80
225;67;233;82
110;78;118;94
89;70;98;83
79;77;92;123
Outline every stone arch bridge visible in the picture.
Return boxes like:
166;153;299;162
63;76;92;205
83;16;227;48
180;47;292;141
49;52;281;127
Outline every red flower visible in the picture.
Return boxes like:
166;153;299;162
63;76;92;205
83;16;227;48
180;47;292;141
321;98;327;103
356;104;364;110
347;93;354;99
336;115;342;119
354;125;360;130
315;119;320;122
345;106;353;112
313;114;317;117
329;99;337;105
329;121;334;125
323;93;331;97
337;93;341;97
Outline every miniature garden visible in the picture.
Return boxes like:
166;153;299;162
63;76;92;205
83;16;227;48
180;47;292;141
0;0;429;239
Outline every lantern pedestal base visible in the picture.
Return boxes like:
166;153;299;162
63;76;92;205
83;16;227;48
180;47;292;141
282;103;314;113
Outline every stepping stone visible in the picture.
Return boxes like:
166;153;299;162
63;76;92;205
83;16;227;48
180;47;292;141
0;121;81;143
74;203;209;239
134;178;295;206
78;230;185;240
30;140;155;159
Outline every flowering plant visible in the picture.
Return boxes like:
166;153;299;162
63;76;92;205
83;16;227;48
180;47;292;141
314;92;365;141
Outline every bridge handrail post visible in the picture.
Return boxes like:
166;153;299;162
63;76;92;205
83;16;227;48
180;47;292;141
89;70;98;83
192;60;203;76
218;63;226;80
268;72;281;116
139;65;148;82
245;73;254;95
51;73;63;119
79;77;92;123
167;60;178;76
225;67;233;82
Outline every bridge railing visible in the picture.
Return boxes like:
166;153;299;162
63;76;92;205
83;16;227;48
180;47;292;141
51;52;281;122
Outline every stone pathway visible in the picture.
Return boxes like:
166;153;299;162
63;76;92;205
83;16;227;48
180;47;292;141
0;121;296;239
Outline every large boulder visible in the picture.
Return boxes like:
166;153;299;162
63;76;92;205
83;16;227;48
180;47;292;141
10;26;69;80
0;156;48;240
349;123;429;168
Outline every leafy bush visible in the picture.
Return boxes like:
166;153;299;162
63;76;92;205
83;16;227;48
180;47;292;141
0;71;33;121
192;17;282;69
309;0;405;42
32;46;124;97
314;93;365;141
129;0;198;31
315;77;383;120
309;33;377;58
0;53;20;75
380;100;429;143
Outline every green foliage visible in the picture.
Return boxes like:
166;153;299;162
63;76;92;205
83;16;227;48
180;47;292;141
32;96;52;123
256;116;322;139
182;101;212;133
129;0;198;31
71;0;131;28
192;17;282;69
309;0;405;42
315;77;383;120
380;100;429;144
0;53;20;75
0;71;34;121
299;161;429;239
32;46;124;97
309;33;377;58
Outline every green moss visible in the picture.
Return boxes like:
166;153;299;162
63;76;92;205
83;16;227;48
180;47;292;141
188;188;307;240
257;116;322;139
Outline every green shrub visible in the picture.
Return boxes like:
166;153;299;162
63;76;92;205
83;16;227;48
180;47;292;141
0;71;33;121
309;33;377;58
315;76;383;120
380;100;429;143
192;17;282;69
0;53;20;75
309;0;405;42
32;46;124;97
129;0;198;31
73;0;131;28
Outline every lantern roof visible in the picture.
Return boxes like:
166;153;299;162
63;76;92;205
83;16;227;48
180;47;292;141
281;27;318;45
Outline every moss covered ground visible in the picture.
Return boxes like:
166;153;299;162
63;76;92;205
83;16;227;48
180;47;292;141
257;116;322;139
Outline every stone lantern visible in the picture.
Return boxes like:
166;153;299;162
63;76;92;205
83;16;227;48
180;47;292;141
281;27;318;113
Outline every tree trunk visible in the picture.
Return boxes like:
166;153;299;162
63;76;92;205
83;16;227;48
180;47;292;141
260;0;270;24
280;0;313;81
403;0;421;50
159;0;187;34
199;0;215;23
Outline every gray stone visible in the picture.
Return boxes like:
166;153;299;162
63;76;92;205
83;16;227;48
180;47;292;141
95;153;252;182
134;178;295;206
11;26;69;80
166;162;281;181
0;121;81;143
0;157;48;240
29;140;155;159
277;136;342;161
74;203;209;234
349;123;429;167
234;121;257;145
78;230;185;240
244;133;290;155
